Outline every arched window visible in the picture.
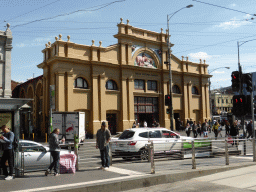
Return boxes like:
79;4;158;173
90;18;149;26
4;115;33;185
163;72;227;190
192;86;199;95
106;80;118;90
74;77;88;89
172;85;181;94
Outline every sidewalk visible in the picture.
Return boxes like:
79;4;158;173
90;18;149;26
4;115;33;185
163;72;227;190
1;158;255;192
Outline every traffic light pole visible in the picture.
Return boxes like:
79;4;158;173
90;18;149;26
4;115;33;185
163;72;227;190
238;41;246;155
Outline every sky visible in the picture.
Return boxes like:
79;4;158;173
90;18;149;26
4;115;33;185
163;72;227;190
1;0;256;89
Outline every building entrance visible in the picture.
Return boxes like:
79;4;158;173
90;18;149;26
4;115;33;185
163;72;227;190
134;97;159;127
106;113;117;135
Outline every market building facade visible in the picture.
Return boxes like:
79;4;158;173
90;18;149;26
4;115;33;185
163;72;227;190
16;19;211;137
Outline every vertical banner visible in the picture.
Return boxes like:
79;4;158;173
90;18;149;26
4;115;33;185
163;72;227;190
50;85;55;110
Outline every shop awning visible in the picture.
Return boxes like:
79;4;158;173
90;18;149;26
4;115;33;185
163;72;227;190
0;98;32;111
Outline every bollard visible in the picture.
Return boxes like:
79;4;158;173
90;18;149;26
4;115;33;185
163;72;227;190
22;134;24;140
45;133;47;143
32;133;34;141
244;137;246;156
192;140;196;169
74;134;79;171
146;141;155;174
253;138;256;162
225;139;229;165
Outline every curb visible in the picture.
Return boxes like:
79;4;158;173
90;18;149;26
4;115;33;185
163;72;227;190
56;162;255;192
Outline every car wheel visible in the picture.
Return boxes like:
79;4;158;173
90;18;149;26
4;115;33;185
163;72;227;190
140;148;149;160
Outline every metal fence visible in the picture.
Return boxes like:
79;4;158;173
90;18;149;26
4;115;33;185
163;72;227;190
15;143;80;177
109;137;256;174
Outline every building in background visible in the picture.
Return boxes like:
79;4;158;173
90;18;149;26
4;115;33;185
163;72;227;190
0;24;30;142
15;19;211;137
211;91;233;115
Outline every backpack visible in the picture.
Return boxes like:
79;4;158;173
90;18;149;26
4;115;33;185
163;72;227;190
13;136;18;151
8;132;18;151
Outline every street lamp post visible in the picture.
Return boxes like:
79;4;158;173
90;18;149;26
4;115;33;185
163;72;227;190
208;67;230;117
167;4;193;130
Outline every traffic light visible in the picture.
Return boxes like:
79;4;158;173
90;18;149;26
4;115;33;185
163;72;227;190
245;95;252;115
165;95;171;106
231;71;240;92
166;108;171;114
243;73;252;92
232;95;245;116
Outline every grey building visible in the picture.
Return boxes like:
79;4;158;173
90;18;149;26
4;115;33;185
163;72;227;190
0;23;12;98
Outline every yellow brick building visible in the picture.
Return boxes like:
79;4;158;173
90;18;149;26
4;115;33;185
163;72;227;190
33;19;211;137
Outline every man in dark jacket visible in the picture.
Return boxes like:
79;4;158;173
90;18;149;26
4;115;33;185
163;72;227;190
230;121;239;146
0;125;14;180
96;121;111;170
45;128;64;176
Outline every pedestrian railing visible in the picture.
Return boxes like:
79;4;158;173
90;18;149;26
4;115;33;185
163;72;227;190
109;137;256;174
15;143;81;177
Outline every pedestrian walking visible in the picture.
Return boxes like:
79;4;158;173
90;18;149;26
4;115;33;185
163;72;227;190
192;121;198;138
185;123;191;137
197;121;201;137
175;118;181;131
132;121;136;128
218;123;223;137
246;120;253;139
45;128;64;176
225;121;230;137
143;120;147;127
212;122;219;140
96;121;111;170
0;125;14;180
230;121;239;147
202;119;208;137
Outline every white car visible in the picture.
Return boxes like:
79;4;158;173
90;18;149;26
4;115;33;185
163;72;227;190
110;127;193;160
17;140;75;172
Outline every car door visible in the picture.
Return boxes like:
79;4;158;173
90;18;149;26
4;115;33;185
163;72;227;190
148;130;164;152
162;130;182;153
20;142;50;171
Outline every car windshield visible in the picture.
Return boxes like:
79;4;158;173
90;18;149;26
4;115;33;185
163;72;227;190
119;130;135;139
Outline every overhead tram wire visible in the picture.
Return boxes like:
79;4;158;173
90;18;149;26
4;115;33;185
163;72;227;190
12;0;126;29
1;0;61;24
192;0;256;16
173;34;256;55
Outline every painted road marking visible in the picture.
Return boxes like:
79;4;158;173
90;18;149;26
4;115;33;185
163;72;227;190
106;166;145;175
11;173;145;192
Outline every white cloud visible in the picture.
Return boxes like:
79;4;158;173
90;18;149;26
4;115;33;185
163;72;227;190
215;16;252;30
188;52;212;60
212;71;225;74
230;4;236;7
14;37;53;48
244;14;251;19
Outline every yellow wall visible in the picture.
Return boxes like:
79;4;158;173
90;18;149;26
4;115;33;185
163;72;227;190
36;19;211;137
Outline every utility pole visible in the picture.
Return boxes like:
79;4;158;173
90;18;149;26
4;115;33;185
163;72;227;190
166;4;193;130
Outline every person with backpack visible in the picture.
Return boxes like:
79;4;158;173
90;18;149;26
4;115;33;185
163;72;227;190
0;125;14;180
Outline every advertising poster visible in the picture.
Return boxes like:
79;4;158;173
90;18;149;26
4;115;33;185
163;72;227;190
0;112;12;130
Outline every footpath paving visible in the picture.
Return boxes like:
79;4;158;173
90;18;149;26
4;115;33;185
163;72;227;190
0;160;255;192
